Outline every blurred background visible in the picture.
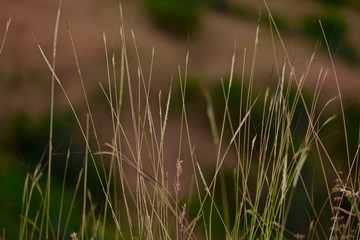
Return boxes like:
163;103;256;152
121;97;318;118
1;0;360;238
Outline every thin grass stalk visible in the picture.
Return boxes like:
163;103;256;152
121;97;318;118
118;27;125;118
305;100;343;238
179;53;209;239
117;8;137;240
195;161;232;239
101;150;115;239
353;129;360;191
131;30;159;184
219;170;230;230
117;21;143;237
62;168;84;240
207;49;236;239
157;82;172;236
134;72;145;237
175;73;186;240
299;148;328;238
176;65;186;240
128;30;161;236
81;115;90;238
264;3;341;237
251;88;282;238
256;89;271;206
112;4;127;120
36;169;53;239
233;48;248;237
132;39;168;236
245;20;259;164
280;153;288;237
98;83;132;239
101;28;131;240
221;62;242;233
204;99;257;237
261;67;288;237
56;147;71;238
0;16;11;56
113;5;134;238
318;30;360;233
266;0;340;201
37;38;122;236
212;46;239;235
20;164;43;239
138;81;166;236
159;74;171;186
30;210;41;239
19;174;30;239
245;23;260;240
44;0;62;238
217;47;236;159
319;21;350;170
101;31;113;240
210;100;257;190
103;32;116;138
282;148;309;233
66;22;107;178
159;84;172;234
263;0;321;150
116;151;133;238
176;52;206;239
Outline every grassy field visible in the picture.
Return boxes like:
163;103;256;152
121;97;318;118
1;1;360;239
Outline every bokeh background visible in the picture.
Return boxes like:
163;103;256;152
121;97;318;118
1;0;360;238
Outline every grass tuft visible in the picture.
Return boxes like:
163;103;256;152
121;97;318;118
12;1;360;239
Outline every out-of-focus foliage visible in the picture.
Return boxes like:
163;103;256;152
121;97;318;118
144;0;230;36
301;11;347;43
145;0;201;35
315;0;360;9
300;10;358;64
316;0;348;5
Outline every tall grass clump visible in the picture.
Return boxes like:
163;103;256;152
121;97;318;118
16;1;360;240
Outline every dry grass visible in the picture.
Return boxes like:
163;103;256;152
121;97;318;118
7;1;360;239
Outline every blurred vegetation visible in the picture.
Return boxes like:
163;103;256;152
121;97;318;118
300;10;358;64
145;0;201;36
145;0;359;64
144;0;246;36
315;0;360;9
